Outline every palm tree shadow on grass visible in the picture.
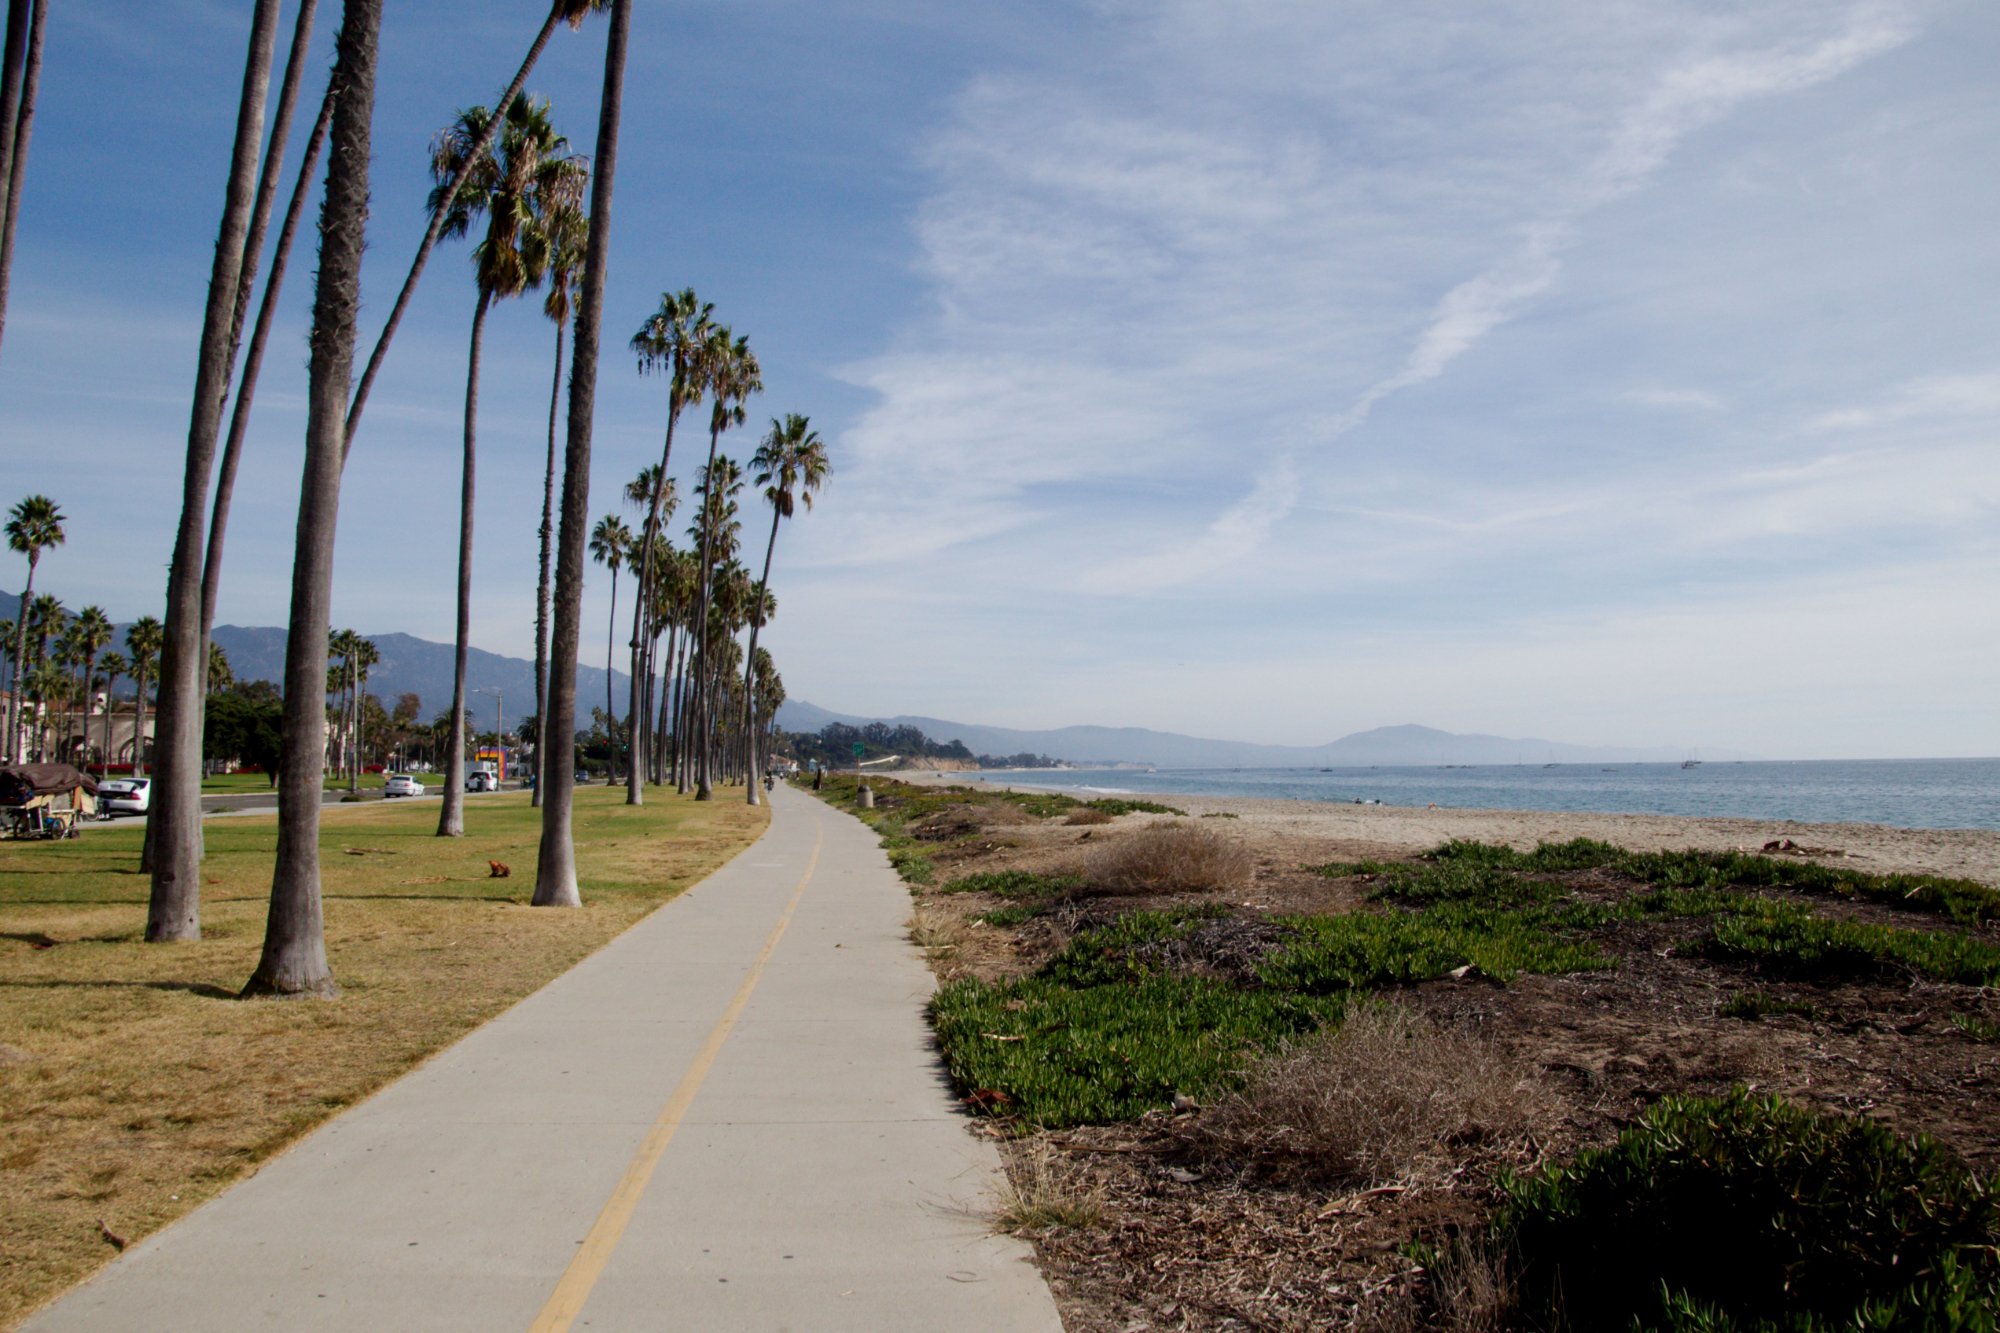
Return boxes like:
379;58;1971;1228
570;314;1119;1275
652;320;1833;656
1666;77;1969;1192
0;979;237;999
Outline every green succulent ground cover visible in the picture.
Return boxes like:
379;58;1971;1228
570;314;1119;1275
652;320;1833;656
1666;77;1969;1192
1478;1089;2000;1332
806;780;2000;1325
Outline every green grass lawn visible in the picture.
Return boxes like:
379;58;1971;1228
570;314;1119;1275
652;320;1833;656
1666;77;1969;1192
0;786;767;1329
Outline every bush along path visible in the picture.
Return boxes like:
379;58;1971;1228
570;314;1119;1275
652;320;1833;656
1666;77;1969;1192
802;774;2000;1331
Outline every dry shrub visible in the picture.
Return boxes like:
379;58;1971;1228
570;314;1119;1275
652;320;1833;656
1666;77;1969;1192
994;1139;1106;1233
909;899;969;979
910;801;1038;842
1064;807;1114;826
1191;1001;1551;1188
1358;1237;1516;1333
1085;821;1254;895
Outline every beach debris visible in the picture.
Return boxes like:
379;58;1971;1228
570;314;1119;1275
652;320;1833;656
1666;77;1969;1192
1757;839;1844;857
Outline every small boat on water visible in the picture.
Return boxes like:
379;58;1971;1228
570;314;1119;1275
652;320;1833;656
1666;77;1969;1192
1681;758;1702;770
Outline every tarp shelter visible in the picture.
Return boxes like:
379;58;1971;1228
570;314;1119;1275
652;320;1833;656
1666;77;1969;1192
0;763;98;836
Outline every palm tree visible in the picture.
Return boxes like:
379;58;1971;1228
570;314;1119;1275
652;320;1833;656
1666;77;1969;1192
148;0;287;943
430;95;585;838
70;605;111;768
743;415;828;805
625;288;713;802
207;642;234;695
5;493;62;762
98;649;127;771
125;616;161;777
242;0;384;996
681;455;745;794
621;464;672;796
0;0;52;368
202;0;332;654
345;0;612;446
532;197;587;810
690;333;761;799
535;0;632;910
589;513;631;780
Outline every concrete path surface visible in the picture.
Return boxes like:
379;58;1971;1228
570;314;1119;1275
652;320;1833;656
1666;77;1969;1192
27;783;1062;1332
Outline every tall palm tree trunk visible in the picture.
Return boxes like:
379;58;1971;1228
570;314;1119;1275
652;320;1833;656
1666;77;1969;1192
0;0;46;366
603;565;618;779
244;0;381;998
439;288;492;838
690;435;724;800
132;664;148;777
743;507;781;805
6;554;33;763
536;0;630;908
345;1;570;449
0;1;30;206
624;412;680;805
147;0;282;939
202;76;335;646
533;316;565;809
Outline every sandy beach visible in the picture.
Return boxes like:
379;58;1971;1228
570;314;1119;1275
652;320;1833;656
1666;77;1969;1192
892;769;2000;885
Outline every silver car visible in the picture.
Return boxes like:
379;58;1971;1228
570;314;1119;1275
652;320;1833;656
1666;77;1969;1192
383;773;425;798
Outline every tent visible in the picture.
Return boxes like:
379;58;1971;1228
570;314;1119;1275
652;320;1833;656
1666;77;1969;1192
0;763;98;837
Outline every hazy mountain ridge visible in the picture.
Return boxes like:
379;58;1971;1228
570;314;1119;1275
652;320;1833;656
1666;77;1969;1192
773;700;1748;768
0;593;629;729
1;594;1734;763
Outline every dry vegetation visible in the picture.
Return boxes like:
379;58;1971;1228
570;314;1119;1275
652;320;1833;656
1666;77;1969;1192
811;775;2000;1331
1086;821;1255;896
0;788;766;1329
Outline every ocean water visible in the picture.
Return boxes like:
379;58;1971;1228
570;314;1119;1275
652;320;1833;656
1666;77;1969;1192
953;759;2000;832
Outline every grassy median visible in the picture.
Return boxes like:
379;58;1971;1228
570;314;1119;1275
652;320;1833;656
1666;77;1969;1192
0;786;767;1328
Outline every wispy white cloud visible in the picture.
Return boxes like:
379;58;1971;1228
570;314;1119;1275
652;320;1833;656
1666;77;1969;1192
1804;371;2000;432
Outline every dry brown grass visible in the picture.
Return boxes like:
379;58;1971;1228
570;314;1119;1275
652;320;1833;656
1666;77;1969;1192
909;898;971;980
1085;820;1254;895
0;787;766;1329
995;1138;1107;1234
1190;1001;1553;1189
1063;808;1113;826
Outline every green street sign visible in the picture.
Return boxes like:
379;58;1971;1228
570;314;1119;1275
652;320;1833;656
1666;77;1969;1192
852;743;865;758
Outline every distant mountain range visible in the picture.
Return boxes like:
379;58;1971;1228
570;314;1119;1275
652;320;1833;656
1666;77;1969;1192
1;592;1738;765
0;591;629;730
771;699;1749;767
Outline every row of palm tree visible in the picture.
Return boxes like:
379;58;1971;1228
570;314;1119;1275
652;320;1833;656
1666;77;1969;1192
0;577;166;773
429;94;588;838
121;0;616;976
606;295;829;809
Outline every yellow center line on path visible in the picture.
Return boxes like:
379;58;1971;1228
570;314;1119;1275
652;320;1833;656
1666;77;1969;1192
528;812;827;1333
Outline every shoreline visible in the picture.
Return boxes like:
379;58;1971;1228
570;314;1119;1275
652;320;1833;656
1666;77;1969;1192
890;769;2000;885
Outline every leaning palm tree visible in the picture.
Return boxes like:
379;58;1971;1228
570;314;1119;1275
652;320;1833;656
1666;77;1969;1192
0;0;53;368
430;95;584;838
535;0;632;910
589;513;631;780
531;196;587;809
625;287;712;803
4;493;62;762
345;0;612;445
242;0;384;996
742;415;828;805
148;0;288;941
125;615;161;777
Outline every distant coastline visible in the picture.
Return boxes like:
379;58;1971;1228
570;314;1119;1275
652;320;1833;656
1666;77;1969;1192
922;757;2000;836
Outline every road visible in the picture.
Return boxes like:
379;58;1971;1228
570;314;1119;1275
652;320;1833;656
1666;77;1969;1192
28;782;1060;1331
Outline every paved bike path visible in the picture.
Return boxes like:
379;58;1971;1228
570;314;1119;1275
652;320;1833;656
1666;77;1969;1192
28;783;1060;1331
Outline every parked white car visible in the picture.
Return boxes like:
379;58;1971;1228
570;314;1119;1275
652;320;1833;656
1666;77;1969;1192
383;773;425;798
97;777;151;816
465;771;499;793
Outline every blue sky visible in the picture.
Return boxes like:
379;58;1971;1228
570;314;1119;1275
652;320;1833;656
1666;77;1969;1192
3;0;1995;759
